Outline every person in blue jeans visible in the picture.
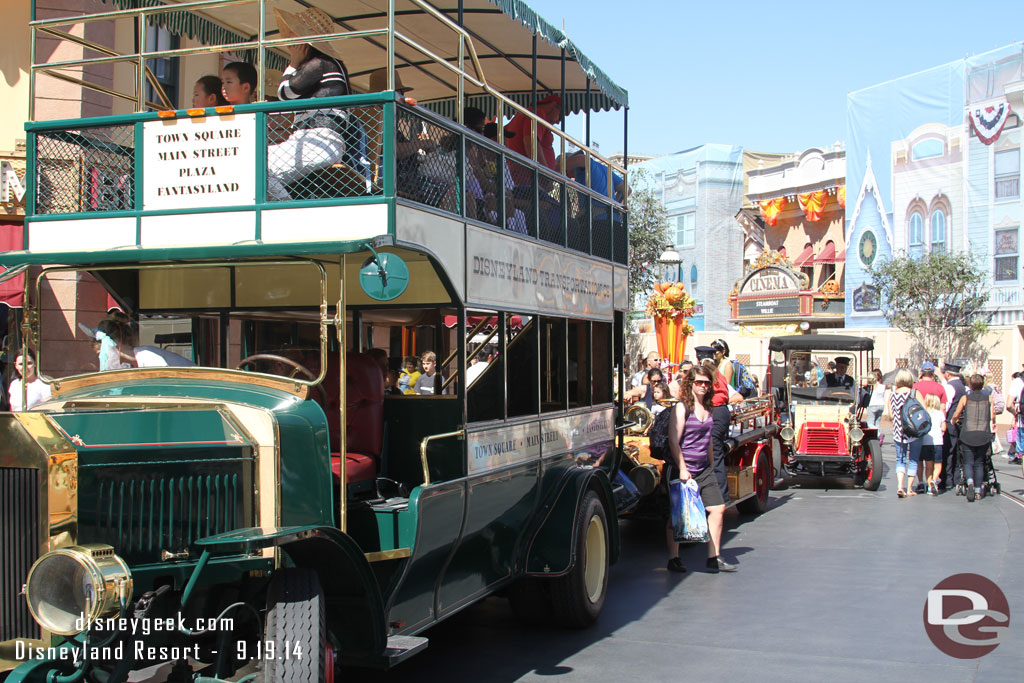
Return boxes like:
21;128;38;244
886;369;921;497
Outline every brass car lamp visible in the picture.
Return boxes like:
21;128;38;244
849;427;864;444
779;426;795;443
25;544;132;636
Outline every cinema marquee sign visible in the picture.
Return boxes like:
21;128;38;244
734;266;804;319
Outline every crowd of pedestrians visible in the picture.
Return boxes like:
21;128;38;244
879;361;1008;501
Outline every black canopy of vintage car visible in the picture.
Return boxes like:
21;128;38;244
768;335;875;353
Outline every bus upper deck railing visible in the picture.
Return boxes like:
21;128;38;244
28;0;629;199
26;95;627;265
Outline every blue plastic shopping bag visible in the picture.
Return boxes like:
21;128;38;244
669;478;709;543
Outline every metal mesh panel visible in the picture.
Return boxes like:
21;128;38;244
266;105;384;201
592;197;612;260
507;158;536;237
566;188;589;253
613;208;628;264
35;126;134;214
539;175;564;245
465;139;501;228
395;108;461;214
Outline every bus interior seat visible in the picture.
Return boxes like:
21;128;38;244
330;353;382;492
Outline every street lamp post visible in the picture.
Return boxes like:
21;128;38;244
657;244;681;283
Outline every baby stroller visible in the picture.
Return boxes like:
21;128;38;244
953;442;1002;499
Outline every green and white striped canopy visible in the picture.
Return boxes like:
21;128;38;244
97;0;627;114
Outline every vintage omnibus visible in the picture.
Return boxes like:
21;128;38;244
0;1;631;681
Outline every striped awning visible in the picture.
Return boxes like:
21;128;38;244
815;241;843;264
98;0;627;113
793;244;814;267
0;224;25;308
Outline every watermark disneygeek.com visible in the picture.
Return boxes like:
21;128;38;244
924;573;1010;658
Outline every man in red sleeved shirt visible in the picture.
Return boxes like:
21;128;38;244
504;94;563;177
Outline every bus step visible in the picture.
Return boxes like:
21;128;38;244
383;635;429;665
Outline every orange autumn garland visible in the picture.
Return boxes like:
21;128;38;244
758;197;787;226
797;190;828;222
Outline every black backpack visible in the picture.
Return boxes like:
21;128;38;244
900;395;932;438
649;407;674;461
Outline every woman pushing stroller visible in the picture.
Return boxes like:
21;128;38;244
950;373;998;502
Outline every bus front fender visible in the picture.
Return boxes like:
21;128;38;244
196;525;388;661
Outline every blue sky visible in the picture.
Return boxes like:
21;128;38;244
524;0;1023;157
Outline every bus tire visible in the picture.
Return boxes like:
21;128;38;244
862;438;882;491
551;490;609;628
507;577;551;625
264;568;327;683
737;449;770;515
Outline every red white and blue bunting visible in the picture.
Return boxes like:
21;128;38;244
969;100;1012;145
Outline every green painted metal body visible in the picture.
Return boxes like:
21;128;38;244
45;378;332;591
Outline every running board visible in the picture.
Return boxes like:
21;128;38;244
382;635;429;666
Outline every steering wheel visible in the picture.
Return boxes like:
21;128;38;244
236;354;327;403
237;353;316;380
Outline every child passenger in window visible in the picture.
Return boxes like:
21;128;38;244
413;351;445;395
192;75;228;108
220;62;257;105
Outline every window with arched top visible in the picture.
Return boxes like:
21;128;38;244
930;210;946;254
690;264;698;292
908;212;924;258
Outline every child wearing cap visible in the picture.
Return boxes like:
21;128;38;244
913;361;946;406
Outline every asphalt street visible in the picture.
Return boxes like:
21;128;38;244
359;438;1024;683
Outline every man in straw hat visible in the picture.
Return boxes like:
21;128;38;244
266;4;352;200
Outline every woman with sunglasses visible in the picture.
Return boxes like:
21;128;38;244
665;365;736;573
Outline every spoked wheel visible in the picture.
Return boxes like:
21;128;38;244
550;491;609;628
738;448;770;514
263;568;329;683
861;438;883;491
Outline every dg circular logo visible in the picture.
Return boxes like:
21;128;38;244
924;573;1010;658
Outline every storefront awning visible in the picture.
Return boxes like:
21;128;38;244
0;224;25;308
815;241;843;264
793;244;815;267
106;293;123;313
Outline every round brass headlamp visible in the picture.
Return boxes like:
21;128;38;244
780;426;795;443
849;427;864;443
25;544;132;635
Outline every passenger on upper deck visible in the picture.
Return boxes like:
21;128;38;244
221;62;257;105
504;94;562;177
192;75;228;108
266;7;352;201
560;150;627;202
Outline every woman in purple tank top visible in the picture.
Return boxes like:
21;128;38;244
665;365;734;573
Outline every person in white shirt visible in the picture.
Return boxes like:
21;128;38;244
631;351;660;388
8;349;51;411
465;350;488;385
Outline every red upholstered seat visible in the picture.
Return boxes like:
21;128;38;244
330;353;384;486
331;453;377;483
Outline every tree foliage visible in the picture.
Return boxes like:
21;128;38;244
626;169;671;306
868;251;990;363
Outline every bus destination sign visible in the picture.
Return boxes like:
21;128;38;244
142;113;256;210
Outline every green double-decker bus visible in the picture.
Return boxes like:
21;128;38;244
0;1;631;681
